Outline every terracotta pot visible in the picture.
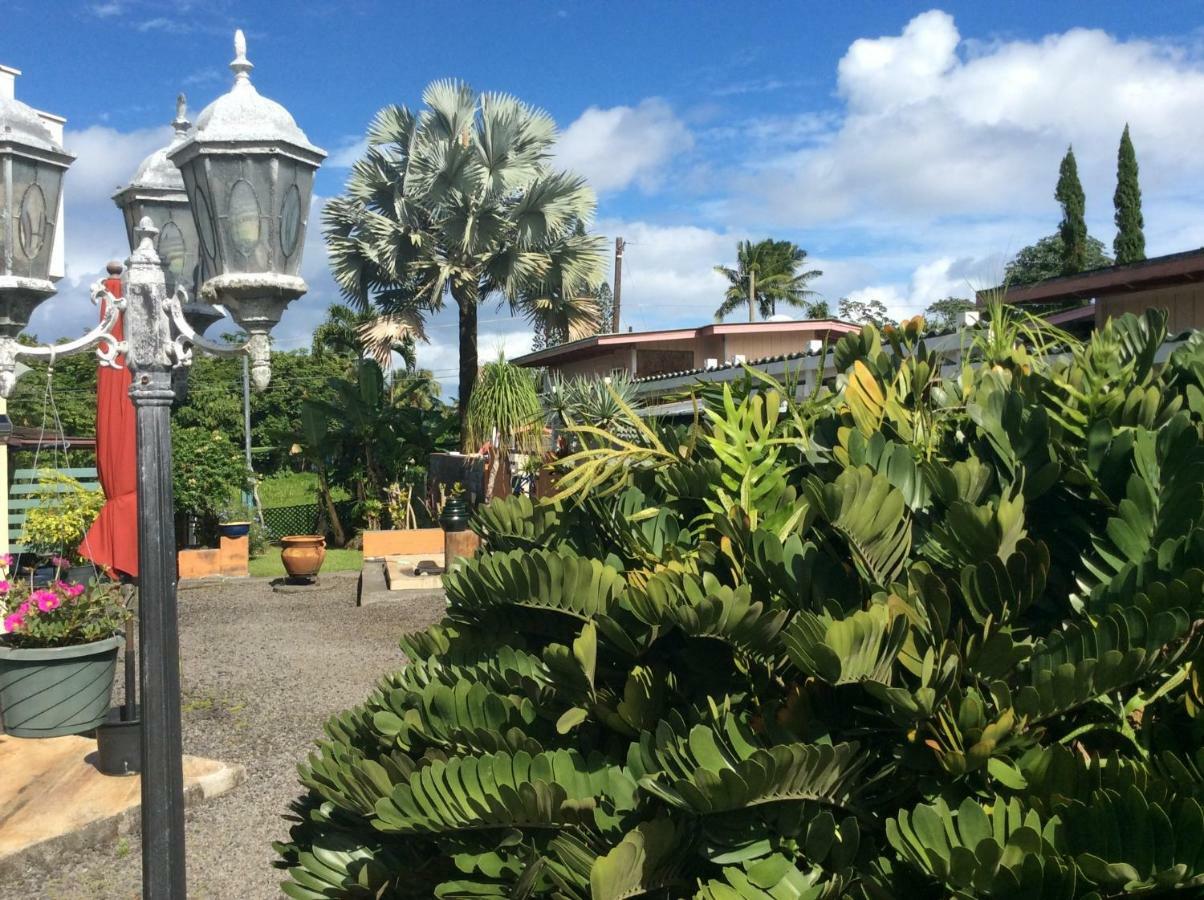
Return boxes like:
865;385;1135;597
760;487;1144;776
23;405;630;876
280;535;326;579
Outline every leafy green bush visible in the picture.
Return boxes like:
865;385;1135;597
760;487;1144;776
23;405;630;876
20;470;105;564
171;426;248;537
276;309;1204;898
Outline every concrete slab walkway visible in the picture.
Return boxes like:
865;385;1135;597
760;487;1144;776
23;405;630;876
0;572;445;899
0;734;244;879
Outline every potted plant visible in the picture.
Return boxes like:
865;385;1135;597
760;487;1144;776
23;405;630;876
20;470;105;585
0;575;128;737
217;500;254;539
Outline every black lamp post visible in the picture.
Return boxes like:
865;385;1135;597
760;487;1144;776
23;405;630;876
0;31;324;899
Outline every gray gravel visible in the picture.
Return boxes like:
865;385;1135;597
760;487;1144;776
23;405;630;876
2;572;445;900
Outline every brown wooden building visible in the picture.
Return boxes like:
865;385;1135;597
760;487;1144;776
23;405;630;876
991;247;1204;333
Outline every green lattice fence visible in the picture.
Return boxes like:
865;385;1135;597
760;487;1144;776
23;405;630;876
261;504;319;540
261;501;356;540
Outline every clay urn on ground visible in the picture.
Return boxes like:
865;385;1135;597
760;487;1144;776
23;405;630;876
280;535;326;580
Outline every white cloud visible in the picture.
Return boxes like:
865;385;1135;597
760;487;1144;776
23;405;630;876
89;1;124;16
328;137;367;169
582;216;987;331
593;220;732;328
842;254;1003;322
557;99;692;193
737;11;1204;235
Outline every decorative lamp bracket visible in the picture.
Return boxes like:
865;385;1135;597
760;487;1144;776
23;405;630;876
0;283;127;398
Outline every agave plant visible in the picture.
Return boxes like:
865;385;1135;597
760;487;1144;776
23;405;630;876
545;372;641;436
277;309;1204;898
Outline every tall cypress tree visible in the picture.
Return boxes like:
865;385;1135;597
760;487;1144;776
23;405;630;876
1113;124;1146;264
1055;146;1088;275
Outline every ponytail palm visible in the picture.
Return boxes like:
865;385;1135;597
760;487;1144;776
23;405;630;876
324;81;607;421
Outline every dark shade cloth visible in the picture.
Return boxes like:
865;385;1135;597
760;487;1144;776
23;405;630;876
80;276;138;577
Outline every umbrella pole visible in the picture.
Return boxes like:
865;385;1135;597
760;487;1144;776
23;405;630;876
123;582;137;721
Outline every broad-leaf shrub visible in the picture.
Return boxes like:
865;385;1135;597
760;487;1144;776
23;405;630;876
276;310;1204;898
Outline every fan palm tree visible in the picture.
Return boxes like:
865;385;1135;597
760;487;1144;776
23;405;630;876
312;303;421;373
324;81;607;422
713;239;823;321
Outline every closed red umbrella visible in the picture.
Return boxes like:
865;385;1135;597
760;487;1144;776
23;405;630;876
80;272;138;577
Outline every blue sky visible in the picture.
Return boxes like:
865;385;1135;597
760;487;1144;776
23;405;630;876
6;1;1204;392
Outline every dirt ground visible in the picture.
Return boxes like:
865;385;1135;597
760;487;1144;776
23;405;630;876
1;572;445;900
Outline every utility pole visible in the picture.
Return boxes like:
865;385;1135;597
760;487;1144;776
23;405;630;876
242;354;254;512
612;237;624;332
748;268;756;323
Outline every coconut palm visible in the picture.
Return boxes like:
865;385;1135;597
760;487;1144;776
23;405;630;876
714;238;823;321
324;81;607;421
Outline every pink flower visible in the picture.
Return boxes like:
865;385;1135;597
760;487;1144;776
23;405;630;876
0;580;10;593
17;600;31;616
52;556;71;569
30;590;57;612
1;554;12;567
2;612;22;633
66;583;86;598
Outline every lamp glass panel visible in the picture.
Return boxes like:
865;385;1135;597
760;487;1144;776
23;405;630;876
158;220;187;281
227;179;261;258
9;157;62;279
280;162;315;276
279;183;301;261
181;162;220;273
128;200;201;295
207;156;270;274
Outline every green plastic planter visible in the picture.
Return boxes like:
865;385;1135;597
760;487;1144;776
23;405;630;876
0;635;121;738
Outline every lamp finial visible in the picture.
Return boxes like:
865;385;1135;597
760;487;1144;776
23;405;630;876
172;93;190;136
230;29;253;83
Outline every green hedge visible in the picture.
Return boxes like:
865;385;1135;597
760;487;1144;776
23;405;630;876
276;310;1204;898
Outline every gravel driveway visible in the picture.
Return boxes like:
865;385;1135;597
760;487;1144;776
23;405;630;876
2;572;445;900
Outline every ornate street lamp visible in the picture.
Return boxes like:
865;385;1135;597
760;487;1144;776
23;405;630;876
0;32;323;898
169;29;325;390
112;95;223;336
0;71;74;350
0;69;117;396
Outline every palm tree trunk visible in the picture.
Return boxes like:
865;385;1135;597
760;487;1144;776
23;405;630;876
457;293;478;438
317;465;347;547
748;269;756;323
